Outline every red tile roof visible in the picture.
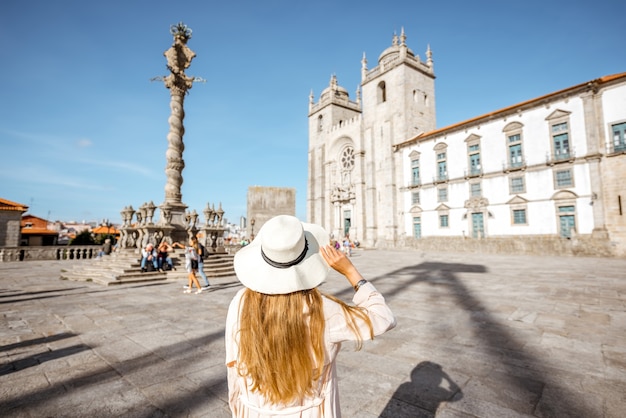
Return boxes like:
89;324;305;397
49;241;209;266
92;225;120;234
21;228;59;236
0;197;29;212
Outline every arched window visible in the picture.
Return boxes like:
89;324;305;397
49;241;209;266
317;115;323;132
377;81;387;103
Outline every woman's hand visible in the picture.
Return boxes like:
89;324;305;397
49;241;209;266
319;245;363;287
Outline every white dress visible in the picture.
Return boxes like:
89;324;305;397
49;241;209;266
225;282;396;417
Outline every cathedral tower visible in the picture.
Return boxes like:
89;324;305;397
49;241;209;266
308;29;435;247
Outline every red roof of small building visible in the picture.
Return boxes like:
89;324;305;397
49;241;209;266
92;225;120;235
0;198;29;212
21;228;59;236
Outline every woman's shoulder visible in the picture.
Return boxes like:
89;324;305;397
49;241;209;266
320;293;348;316
228;288;246;305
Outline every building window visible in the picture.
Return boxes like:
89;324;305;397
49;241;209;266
552;121;571;160
437;152;447;181
555;168;574;188
470;182;482;197
438;187;448;202
508;134;524;168
377;81;387;103
510;176;525;194
317;115;323;132
439;214;449;228
413;217;421;238
612;122;626;152
512;209;527;225
411;191;420;205
468;144;481;176
411;158;420;186
503;122;525;170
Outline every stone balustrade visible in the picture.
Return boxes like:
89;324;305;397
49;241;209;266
0;244;244;262
0;245;104;262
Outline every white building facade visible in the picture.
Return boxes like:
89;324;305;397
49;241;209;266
308;31;626;256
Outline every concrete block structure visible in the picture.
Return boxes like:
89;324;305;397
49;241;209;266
0;198;28;247
246;186;296;238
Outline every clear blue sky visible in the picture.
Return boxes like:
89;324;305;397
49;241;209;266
1;0;625;225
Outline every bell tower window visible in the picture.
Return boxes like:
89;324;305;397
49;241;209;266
377;81;387;103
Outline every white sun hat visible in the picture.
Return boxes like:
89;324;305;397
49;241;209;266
234;215;330;295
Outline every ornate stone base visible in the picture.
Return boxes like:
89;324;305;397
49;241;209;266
159;202;190;244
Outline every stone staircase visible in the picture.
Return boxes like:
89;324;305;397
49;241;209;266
60;249;235;286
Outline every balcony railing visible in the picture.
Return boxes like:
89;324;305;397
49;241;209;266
464;167;483;178
503;158;527;172
433;173;448;183
408;179;421;188
546;148;575;165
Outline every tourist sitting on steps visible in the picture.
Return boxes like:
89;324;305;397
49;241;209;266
97;238;113;258
140;243;158;272
157;241;175;272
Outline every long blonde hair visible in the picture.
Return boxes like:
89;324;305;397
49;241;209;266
236;288;374;405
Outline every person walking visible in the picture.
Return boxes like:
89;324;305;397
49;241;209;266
225;215;396;417
193;236;211;289
342;235;352;257
173;239;203;294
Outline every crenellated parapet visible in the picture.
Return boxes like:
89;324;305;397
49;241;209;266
328;115;362;133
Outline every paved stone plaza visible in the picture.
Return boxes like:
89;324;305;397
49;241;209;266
1;249;625;417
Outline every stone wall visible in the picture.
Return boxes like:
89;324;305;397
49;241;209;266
0;211;22;247
396;234;616;257
602;153;626;257
247;186;296;236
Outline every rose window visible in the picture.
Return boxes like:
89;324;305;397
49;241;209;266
341;147;355;170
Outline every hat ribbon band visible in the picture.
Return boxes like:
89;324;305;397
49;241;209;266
261;238;309;269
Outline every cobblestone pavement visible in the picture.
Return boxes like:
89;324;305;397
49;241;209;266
0;250;625;417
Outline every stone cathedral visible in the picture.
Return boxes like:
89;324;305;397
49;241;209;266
307;29;626;256
308;29;435;248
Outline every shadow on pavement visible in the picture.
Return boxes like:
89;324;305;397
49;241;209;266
379;361;462;417
0;287;87;299
336;260;596;417
0;328;227;414
1;344;92;376
0;332;77;352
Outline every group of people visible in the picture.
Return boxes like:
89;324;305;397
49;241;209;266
330;235;357;257
140;242;173;272
140;237;211;294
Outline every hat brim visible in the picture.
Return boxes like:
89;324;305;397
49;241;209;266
234;222;330;295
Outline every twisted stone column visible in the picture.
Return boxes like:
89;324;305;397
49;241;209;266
164;90;186;203
162;23;196;205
